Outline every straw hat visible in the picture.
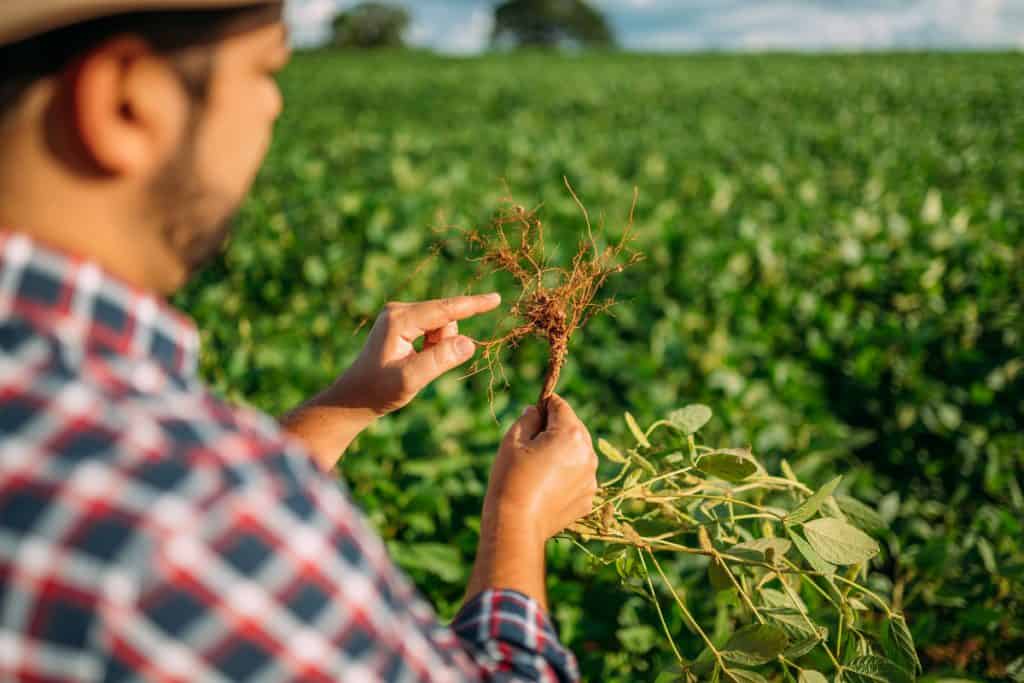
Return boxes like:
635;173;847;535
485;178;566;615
0;0;278;47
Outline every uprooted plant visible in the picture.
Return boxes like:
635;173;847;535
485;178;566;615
464;178;642;418
570;407;919;683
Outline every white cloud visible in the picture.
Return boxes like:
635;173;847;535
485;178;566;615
606;0;1024;51
707;0;1021;51
407;4;494;54
445;7;495;54
285;0;340;46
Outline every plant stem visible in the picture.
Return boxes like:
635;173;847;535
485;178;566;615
601;466;696;506
832;574;894;616
645;549;729;674
639;548;686;666
777;570;843;670
536;349;565;417
717;552;765;624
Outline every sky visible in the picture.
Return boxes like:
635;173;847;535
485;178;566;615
286;0;1024;53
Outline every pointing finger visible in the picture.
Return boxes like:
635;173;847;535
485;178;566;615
395;294;501;341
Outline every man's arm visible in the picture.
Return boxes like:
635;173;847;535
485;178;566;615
284;396;597;613
464;397;598;612
98;402;594;681
278;387;376;466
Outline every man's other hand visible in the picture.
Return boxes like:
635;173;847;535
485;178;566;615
465;394;599;611
487;395;599;541
332;293;501;417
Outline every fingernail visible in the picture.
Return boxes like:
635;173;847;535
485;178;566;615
520;406;531;417
486;292;501;303
456;336;475;356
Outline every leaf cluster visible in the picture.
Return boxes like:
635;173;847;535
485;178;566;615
572;406;920;683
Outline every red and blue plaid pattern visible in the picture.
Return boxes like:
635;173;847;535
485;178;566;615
0;232;579;682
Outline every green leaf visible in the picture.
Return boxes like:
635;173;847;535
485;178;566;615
841;655;913;683
724;669;769;683
616;624;659;654
633;453;659;474
623;468;644;491
835;495;888;534
762;607;818;635
798;671;828;683
302;256;329;286
976;537;997;574
615;551;640;581
759;588;805;611
786;475;842;525
633;517;681;537
885;615;921;674
709;557;734;592
721;623;790;666
654;664;690;683
598;437;628;464
803;518;881;566
619;576;651;600
785;631;826;659
691;647;717;676
1008;654;1024;682
668;404;713;434
728;537;793;564
787;528;837;575
626;411;651;447
696;449;758;483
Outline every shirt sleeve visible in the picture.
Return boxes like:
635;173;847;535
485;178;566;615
94;441;579;683
450;590;580;682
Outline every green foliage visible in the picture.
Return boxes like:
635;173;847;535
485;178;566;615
801;518;879;566
493;0;615;49
572;407;911;682
177;51;1024;680
331;2;410;49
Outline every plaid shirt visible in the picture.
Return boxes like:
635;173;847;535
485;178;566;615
0;232;578;683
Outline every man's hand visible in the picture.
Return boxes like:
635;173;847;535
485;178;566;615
465;395;599;611
332;293;501;417
280;293;500;470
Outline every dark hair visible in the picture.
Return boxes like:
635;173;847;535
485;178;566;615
0;4;275;120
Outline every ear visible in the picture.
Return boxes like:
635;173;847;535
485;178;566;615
68;36;192;176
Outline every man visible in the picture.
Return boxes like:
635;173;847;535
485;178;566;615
0;1;598;681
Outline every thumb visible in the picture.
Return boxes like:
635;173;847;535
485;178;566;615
401;335;476;393
542;393;578;431
505;405;544;446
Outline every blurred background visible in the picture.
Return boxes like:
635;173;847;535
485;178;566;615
285;0;1024;53
176;1;1023;681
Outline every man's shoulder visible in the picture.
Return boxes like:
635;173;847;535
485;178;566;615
1;311;319;503
0;315;332;603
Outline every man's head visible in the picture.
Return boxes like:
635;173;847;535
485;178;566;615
0;1;290;295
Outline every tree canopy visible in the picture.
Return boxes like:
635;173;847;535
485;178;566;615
331;2;411;49
492;0;615;49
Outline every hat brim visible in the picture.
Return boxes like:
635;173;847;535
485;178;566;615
1;0;279;47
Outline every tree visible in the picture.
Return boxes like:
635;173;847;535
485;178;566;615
331;2;411;49
492;0;615;50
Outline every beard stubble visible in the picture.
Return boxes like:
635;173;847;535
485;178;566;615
148;100;242;280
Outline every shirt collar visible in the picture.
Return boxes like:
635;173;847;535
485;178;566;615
0;231;200;380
